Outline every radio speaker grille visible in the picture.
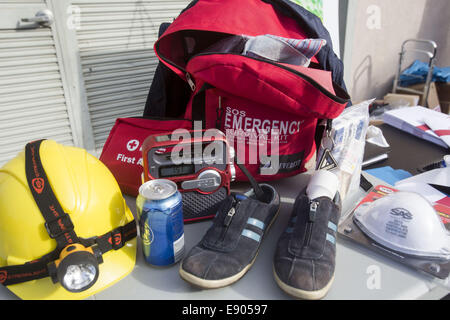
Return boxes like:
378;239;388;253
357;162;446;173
182;187;227;222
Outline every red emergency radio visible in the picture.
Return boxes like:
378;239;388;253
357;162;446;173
142;129;235;222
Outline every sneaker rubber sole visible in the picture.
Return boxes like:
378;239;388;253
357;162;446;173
273;265;335;300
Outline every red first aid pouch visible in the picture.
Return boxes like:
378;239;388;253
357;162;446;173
99;117;192;196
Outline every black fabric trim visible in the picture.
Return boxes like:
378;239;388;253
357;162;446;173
192;90;206;128
89;221;137;254
360;174;374;192
25;140;79;248
0;261;49;286
191;83;214;128
180;0;200;14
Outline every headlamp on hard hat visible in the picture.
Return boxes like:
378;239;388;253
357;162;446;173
47;244;103;293
0;140;137;297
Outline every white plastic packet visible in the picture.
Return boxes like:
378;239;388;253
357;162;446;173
366;125;390;148
317;100;372;201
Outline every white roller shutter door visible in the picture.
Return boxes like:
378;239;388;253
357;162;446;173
0;0;190;165
0;1;77;166
72;0;190;152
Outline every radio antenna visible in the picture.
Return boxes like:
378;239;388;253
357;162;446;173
234;157;266;201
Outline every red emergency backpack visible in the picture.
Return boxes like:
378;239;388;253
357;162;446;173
107;0;351;191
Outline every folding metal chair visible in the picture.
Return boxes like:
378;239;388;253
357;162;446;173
392;39;438;107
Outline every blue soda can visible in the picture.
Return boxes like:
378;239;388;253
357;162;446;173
136;179;185;266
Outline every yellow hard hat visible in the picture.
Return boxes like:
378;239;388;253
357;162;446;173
0;140;137;300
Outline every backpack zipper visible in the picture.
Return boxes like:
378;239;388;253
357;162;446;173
215;96;223;129
155;39;349;104
186;72;196;91
195;52;349;103
131;115;191;121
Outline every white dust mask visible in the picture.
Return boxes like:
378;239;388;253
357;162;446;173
354;192;450;260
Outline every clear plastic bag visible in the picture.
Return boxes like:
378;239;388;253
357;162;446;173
317;100;372;201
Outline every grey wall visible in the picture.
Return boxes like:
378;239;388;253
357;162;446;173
343;0;450;103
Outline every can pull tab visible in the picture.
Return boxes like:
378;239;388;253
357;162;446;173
153;184;164;194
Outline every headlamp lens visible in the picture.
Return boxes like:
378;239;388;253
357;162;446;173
63;264;97;291
50;244;102;293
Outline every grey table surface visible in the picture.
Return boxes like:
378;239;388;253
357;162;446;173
1;172;448;300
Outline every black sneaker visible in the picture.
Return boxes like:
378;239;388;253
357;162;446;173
273;191;341;300
179;184;280;289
